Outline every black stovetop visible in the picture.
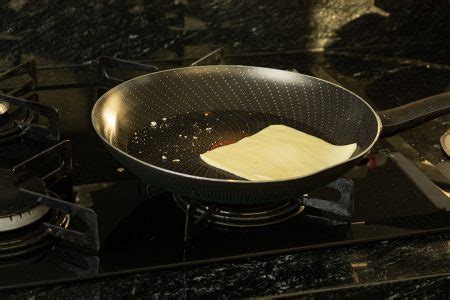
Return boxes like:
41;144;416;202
0;50;449;290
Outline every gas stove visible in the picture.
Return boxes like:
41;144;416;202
0;49;449;290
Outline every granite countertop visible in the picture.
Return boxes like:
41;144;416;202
2;233;450;298
0;0;449;67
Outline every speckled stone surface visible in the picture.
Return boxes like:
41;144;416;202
0;0;449;67
2;233;450;298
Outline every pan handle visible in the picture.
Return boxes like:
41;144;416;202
377;92;450;138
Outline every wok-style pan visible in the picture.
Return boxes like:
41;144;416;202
92;65;450;204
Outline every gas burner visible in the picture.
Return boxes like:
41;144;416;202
0;60;59;144
0;204;49;233
174;195;305;228
0;169;51;232
0;191;69;263
0;93;37;145
0;101;9;115
173;178;354;241
0;140;100;258
0;61;37;143
0;169;69;263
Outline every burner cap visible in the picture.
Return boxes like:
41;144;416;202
0;93;35;145
0;101;9;115
174;195;304;228
0;169;45;217
0;91;9;116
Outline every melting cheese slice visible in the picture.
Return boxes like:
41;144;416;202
200;125;357;181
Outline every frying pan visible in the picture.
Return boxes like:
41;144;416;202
92;65;450;204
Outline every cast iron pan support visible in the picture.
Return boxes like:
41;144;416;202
0;93;60;141
0;60;37;96
190;48;224;66
13;140;100;251
184;200;213;242
300;177;353;222
183;177;354;241
19;189;100;251
96;47;224;87
97;56;159;86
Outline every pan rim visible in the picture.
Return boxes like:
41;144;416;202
91;65;382;184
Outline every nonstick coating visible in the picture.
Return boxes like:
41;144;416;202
92;65;381;204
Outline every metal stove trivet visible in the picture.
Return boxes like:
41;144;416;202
175;177;353;241
95;47;224;87
0;60;59;143
0;140;99;259
97;56;159;87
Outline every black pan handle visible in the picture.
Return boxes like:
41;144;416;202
378;92;450;138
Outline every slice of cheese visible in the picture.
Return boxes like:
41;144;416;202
200;124;357;181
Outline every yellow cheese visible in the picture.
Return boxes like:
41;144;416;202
200;124;356;181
